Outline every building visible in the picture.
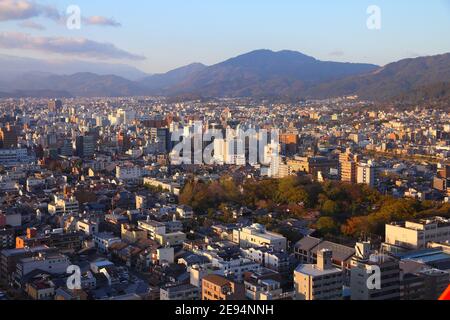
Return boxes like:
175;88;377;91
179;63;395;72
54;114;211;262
176;205;194;219
48;196;79;216
385;217;450;250
400;261;449;300
0;125;18;149
233;224;287;251
287;156;337;180
350;242;400;300
244;271;293;300
339;151;360;183
294;249;343;300
160;283;200;300
116;165;143;183
202;274;245;300
75;135;96;158
48;99;62;113
15;229;82;251
0;228;14;250
294;236;355;269
135;195;147;210
25;278;55;300
154;231;186;247
0;246;57;284
121;224;147;243
357;161;377;187
150;127;171;153
93;233;121;253
0;149;31;167
241;247;291;274
75;219;98;236
15;252;70;282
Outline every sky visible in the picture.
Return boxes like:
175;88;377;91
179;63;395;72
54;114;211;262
0;0;450;73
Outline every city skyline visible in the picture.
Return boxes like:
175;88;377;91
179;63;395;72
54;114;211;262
0;0;450;73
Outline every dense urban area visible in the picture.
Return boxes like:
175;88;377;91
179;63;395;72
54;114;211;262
0;96;449;301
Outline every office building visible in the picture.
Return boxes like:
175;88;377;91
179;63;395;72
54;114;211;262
294;249;343;300
385;217;450;250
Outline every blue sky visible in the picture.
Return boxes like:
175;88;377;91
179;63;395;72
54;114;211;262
1;0;450;73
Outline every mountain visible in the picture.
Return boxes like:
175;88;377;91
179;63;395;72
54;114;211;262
139;63;206;92
306;53;450;100
3;72;147;97
1;50;450;101
0;55;150;81
161;50;379;98
0;90;72;99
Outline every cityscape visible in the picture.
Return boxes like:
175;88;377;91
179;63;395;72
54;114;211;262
0;0;450;309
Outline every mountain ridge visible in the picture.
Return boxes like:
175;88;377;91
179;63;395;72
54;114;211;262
1;50;449;101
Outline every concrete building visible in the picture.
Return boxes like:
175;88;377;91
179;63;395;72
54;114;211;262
350;242;400;300
357;161;377;187
93;233;121;253
233;224;287;251
154;231;186;247
202;274;245;300
160;283;199;300
339;151;360;184
294;249;343;300
48;196;79;216
385;217;450;250
15;252;70;281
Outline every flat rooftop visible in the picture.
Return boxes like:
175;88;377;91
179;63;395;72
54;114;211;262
295;264;342;277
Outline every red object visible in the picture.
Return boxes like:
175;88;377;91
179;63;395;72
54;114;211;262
439;285;450;300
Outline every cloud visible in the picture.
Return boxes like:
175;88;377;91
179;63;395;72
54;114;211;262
0;0;60;21
19;20;45;30
83;16;121;27
0;0;122;28
0;31;145;60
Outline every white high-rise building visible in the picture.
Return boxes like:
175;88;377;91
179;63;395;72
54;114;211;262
357;160;377;187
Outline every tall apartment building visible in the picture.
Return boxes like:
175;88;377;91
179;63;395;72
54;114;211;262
350;242;400;300
75;135;96;158
0;125;18;149
357;161;377;187
339;151;360;183
48;99;62;113
294;249;343;300
385;217;450;250
0;228;15;250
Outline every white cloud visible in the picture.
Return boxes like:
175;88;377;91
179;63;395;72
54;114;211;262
0;31;145;60
0;0;60;21
0;0;122;28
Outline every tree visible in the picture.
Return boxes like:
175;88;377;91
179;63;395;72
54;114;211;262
316;217;339;235
321;200;340;216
